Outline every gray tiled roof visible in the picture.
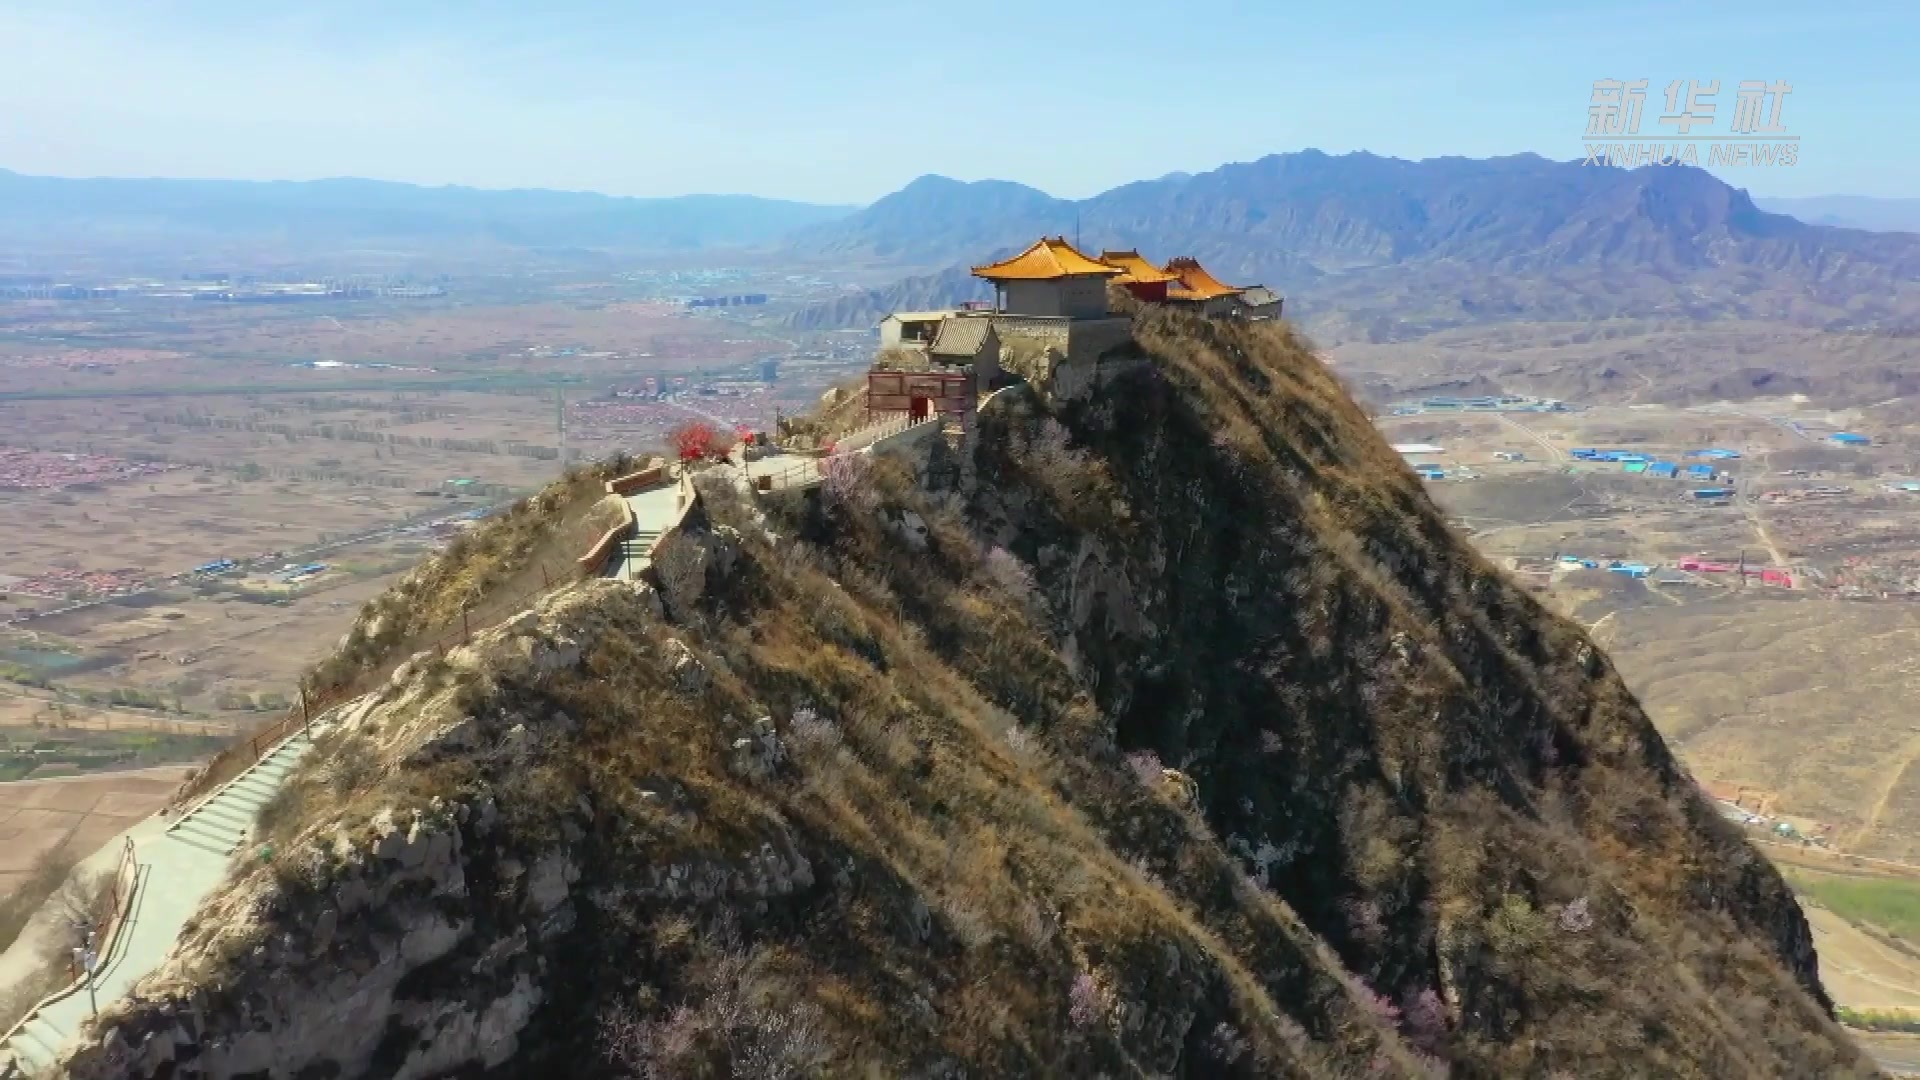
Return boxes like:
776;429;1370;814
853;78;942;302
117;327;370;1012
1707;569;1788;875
929;317;994;359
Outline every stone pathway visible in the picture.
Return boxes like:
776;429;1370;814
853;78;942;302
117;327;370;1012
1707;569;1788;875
737;415;947;497
1;730;314;1075
605;474;687;581
741;452;825;492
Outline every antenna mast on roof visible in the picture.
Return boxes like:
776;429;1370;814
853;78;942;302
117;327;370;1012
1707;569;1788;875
1075;214;1081;250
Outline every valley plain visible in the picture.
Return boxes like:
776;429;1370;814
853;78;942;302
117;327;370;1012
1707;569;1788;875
0;284;845;861
1374;394;1920;1025
10;288;1920;1033
4;153;1920;1050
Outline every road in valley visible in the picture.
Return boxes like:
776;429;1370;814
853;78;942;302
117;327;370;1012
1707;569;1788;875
1495;413;1565;463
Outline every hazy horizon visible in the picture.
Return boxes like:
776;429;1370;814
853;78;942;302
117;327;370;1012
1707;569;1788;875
2;0;1915;204
4;155;1915;211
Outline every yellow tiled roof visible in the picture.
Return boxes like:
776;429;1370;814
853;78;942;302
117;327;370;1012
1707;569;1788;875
972;237;1122;281
1097;249;1179;284
1164;257;1243;300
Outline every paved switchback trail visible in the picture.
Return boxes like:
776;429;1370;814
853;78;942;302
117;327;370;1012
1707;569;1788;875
1495;413;1565;463
1849;730;1920;854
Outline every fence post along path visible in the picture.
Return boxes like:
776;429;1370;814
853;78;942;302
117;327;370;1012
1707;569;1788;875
1;547;583;1074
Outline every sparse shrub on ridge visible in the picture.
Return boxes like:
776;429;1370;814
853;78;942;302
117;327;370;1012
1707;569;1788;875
669;421;725;464
92;313;1878;1080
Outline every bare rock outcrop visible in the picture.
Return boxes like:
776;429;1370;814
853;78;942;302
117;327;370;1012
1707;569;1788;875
50;312;1875;1080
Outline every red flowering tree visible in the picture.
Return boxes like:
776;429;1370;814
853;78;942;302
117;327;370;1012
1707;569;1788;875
669;421;723;463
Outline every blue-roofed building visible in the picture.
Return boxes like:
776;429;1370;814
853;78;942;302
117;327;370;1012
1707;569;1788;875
1830;432;1872;446
1647;463;1678;478
1691;488;1735;499
1687;464;1715;478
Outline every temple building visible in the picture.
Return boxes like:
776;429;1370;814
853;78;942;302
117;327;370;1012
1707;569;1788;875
865;316;1000;427
1162;257;1246;317
878;310;954;349
964;236;1283;322
927;317;1002;388
1233;285;1285;321
970;237;1119;319
859;237;1284;431
1098;249;1181;303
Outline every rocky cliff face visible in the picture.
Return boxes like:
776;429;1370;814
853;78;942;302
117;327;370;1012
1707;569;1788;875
60;310;1873;1079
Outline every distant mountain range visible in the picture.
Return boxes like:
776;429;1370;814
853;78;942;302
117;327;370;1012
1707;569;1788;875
1754;195;1920;234
0;170;855;261
784;153;1920;341
8;159;1920;346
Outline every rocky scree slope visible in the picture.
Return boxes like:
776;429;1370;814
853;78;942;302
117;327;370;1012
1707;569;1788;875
58;311;1872;1079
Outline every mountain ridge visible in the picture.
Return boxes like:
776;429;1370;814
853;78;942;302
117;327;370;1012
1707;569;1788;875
1755;194;1920;234
783;152;1920;339
49;312;1875;1079
0;168;857;257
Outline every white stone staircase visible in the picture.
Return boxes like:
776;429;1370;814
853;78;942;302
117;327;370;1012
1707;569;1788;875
603;469;688;582
7;1004;69;1075
0;727;317;1076
606;527;662;580
165;731;314;857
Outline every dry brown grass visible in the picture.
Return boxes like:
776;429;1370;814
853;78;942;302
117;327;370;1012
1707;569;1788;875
777;376;871;446
1603;592;1920;861
0;848;76;964
0;852;115;1032
112;311;1877;1078
307;454;647;696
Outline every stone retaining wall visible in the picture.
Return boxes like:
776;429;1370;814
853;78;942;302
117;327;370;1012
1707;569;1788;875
573;499;634;575
985;315;1131;366
604;465;667;496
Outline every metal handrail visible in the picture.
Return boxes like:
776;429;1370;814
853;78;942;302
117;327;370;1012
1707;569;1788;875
0;836;140;1057
753;460;827;492
170;554;577;812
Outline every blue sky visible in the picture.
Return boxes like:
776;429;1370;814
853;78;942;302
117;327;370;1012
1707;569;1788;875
0;0;1911;204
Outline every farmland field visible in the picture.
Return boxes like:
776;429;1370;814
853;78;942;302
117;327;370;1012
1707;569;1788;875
1382;396;1920;1018
0;288;844;908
